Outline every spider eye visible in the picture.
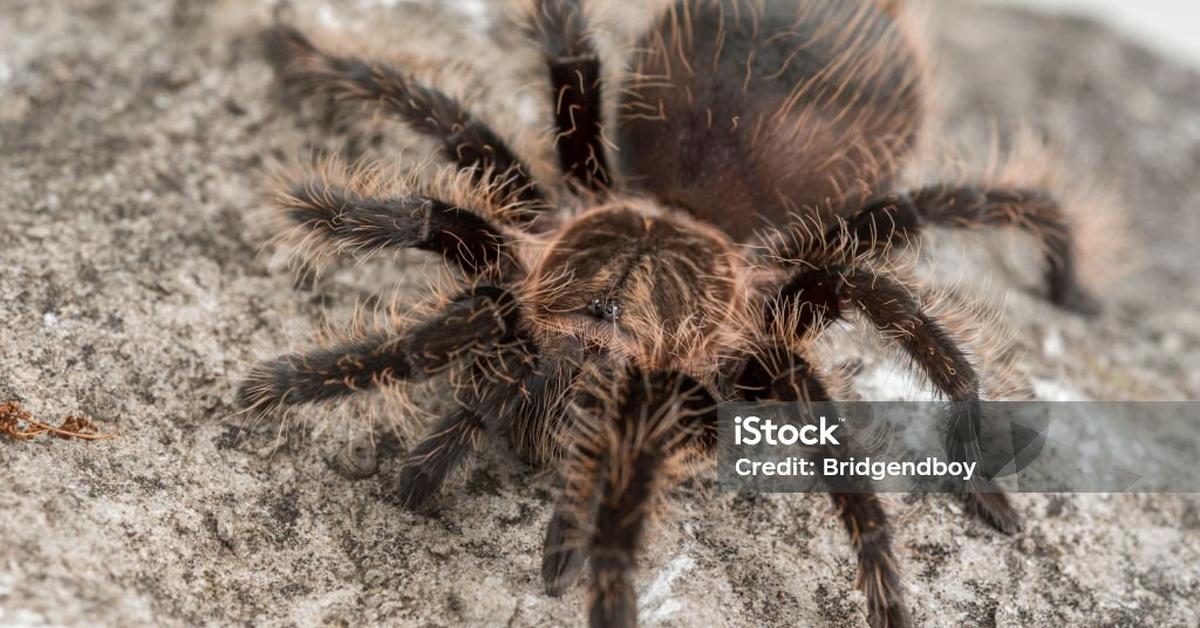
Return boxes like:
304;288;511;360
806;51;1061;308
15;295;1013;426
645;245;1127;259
587;297;620;323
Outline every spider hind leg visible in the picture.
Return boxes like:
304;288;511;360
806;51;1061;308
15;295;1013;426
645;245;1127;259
530;0;613;191
840;184;1099;315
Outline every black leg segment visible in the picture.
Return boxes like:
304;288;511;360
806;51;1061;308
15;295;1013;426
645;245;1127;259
531;0;612;191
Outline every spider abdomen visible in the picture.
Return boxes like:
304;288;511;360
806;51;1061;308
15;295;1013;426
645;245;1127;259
619;0;923;240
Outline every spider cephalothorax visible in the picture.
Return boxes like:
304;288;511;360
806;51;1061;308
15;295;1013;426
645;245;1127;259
523;199;745;369
238;1;1102;626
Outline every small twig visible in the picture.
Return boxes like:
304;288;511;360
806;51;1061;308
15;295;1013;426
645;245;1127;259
26;416;114;441
0;401;113;441
1;424;48;439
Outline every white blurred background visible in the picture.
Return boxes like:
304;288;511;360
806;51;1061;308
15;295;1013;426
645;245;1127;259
977;0;1200;67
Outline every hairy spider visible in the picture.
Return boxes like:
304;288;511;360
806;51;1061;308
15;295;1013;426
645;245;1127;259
238;1;1099;626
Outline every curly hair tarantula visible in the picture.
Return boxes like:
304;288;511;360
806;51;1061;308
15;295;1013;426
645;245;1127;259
238;1;1097;626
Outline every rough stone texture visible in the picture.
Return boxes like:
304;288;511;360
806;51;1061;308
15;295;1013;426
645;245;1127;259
1;1;1198;626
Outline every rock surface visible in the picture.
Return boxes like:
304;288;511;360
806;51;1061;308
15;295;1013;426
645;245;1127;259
1;1;1198;626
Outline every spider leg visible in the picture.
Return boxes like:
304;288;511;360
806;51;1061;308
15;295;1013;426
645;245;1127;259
277;175;514;277
266;25;545;211
775;267;1023;534
392;408;485;509
530;0;613;191
735;346;910;628
546;367;715;628
237;286;519;416
835;493;908;628
541;488;586;596
390;307;560;508
540;353;614;595
837;185;1098;314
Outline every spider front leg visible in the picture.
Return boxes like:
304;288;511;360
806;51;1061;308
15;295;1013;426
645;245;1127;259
544;366;716;628
541;482;586;597
735;345;910;628
273;168;516;279
238;287;524;506
773;267;1022;534
391;408;485;509
394;330;560;509
266;25;545;210
239;286;520;415
530;0;613;191
837;184;1098;314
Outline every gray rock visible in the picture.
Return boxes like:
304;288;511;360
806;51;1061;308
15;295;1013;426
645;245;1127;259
1;1;1197;626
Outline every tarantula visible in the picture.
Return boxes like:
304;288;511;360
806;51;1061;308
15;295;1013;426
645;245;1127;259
238;1;1097;626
